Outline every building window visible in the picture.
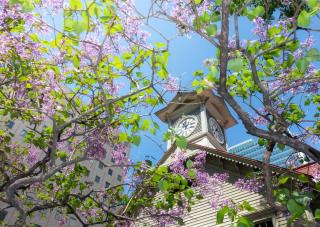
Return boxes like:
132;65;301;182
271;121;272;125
95;175;101;183
108;169;113;176
20;130;27;137
105;181;110;188
6;121;14;129
255;219;273;227
98;161;104;169
117;175;122;181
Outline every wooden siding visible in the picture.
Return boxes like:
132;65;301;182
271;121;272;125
137;151;292;227
137;181;289;227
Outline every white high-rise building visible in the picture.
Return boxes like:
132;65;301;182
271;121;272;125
0;119;130;226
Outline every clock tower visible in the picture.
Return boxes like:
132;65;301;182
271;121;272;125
155;90;237;162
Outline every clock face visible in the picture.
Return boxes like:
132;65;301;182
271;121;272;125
175;116;198;137
208;117;225;144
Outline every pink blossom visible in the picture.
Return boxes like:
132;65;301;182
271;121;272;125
312;168;320;183
169;151;187;175
111;143;129;165
162;76;180;92
58;217;68;226
228;37;236;48
234;178;263;192
25;145;42;166
203;58;214;67
293;49;303;59
301;36;315;49
252;17;267;41
252;115;268;126
212;173;229;184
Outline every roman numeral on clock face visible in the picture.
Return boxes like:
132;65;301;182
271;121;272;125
175;116;198;137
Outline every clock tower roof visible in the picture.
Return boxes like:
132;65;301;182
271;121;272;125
155;90;237;129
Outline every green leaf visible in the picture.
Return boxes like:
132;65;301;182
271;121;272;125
154;42;166;49
247;6;265;20
237;216;254;227
277;143;285;150
287;199;304;218
157;166;168;175
176;136;188;149
184;189;194;200
158;179;169;192
186;160;193;168
70;0;82;10
306;48;320;61
163;132;171;141
141;119;151;131
193;70;204;77
206;24;217;36
131;135;141;146
188;169;196;178
216;206;229;224
57;151;67;161
297;174;309;183
315;209;320;220
296;58;309;72
258;138;265;146
72;54;80;68
253;6;265;17
228;58;243;72
308;0;318;8
297;10;311;27
194;0;202;4
158;68;168;79
112;56;123;70
241;201;256;212
278;175;290;185
118;132;128;142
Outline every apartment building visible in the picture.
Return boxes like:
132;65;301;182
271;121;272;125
0;119;130;226
227;139;297;167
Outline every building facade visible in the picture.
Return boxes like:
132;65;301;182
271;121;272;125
227;139;295;167
0;119;129;226
137;90;319;226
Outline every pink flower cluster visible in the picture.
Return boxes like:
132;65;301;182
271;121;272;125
42;0;64;11
0;4;40;60
162;76;180;92
169;151;231;211
24;145;42;167
79;0;150;64
234;177;264;193
252;17;268;42
86;128;108;159
58;217;68;226
312;168;320;183
169;0;212;28
111;143;129;165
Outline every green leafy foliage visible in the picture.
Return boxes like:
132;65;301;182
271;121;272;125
246;6;265;20
315;209;320;220
216;206;229;224
297;10;311;27
176;136;188;149
228;58;243;72
206;24;218;36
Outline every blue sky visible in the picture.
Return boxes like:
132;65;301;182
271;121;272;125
130;3;254;163
130;2;320;163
